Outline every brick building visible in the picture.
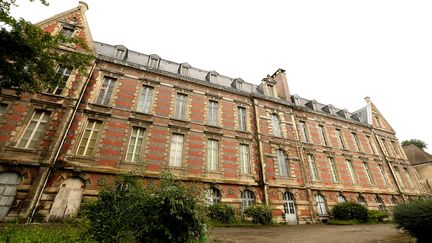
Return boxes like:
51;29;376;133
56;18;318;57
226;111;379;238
0;2;425;223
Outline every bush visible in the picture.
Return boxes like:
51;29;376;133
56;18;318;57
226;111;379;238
207;203;236;224
332;202;368;222
327;219;360;225
393;198;432;243
368;210;389;222
83;172;206;242
243;205;273;225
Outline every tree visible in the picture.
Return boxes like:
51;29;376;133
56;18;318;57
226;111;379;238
0;0;93;94
401;139;428;150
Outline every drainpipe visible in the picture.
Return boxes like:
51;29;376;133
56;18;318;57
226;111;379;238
27;61;98;223
252;98;269;205
290;113;315;223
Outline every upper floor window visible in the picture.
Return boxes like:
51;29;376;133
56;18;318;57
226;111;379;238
49;66;73;95
378;164;389;186
148;55;160;68
114;49;125;59
174;93;188;120
327;157;339;182
96;76;117;106
137;85;153;113
205;188;221;205
267;84;274;97
239;144;250;174
316;194;327;215
318;125;328;146
237;107;247;131
307;154;319;181
381;138;390;156
169;134;184;167
17;110;51;149
271;114;282;137
277;149;289;177
363;162;374;184
77;120;102;156
391;140;400;158
179;63;190;76
59;26;74;38
241;190;254;211
345;160;357;184
298;121;308;142
375;115;383;128
336;129;346;149
366;135;377;155
351;132;361;151
207;139;219;171
126;127;145;162
208;101;218;126
393;166;405;188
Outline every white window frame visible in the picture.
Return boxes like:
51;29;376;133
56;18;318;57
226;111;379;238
17;110;50;149
345;160;357;184
318;125;328;146
336;129;346;149
206;188;221;205
126;127;145;162
271;114;282;137
169;134;184;167
366;135;377;155
207;139;219;171
50;66;73;95
137;85;153;113
316;194;328;215
174;93;188;120
363;162;374;184
307;154;319;181
299;121;308;143
241;190;254;211
237;107;247;131
240;144;250;174
351;132;361;151
378;164;389;186
76;120;102;157
96;76;117;106
277;149;289;177
327;157;339;182
208;100;218;126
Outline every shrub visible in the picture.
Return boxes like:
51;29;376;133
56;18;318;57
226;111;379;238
83;172;206;242
332;202;368;222
207;203;236;224
243;205;273;225
393;198;432;243
327;219;360;225
368;210;389;222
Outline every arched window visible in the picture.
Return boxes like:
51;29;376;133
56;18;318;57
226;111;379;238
357;195;367;207
0;172;22;221
283;192;297;225
277;149;289;177
271;114;282;137
337;194;347;203
206;188;221;205
391;196;398;205
49;178;84;221
316;194;328;216
241;190;254;211
375;196;385;212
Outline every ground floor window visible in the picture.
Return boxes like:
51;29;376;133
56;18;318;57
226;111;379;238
0;172;22;221
316;194;328;216
241;190;254;212
206;188;221;205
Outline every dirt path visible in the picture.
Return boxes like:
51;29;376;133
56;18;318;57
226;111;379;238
208;224;413;243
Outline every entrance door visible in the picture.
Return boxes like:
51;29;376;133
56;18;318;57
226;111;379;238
49;178;84;221
0;172;22;221
283;192;297;225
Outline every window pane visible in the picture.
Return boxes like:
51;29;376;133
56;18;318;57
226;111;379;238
76;120;102;156
169;134;183;166
137;86;153;113
277;149;289;177
96;77;116;105
17;111;50;149
318;125;328;146
126;127;145;162
328;157;338;182
346;160;356;184
271;114;281;137
240;144;249;174
299;121;308;142
237;107;246;131
208;101;218;126
308;154;318;181
175;94;187;119
207;139;219;170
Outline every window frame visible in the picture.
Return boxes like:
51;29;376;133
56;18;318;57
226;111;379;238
318;124;328;146
168;133;184;167
241;190;255;212
95;76;117;106
125;127;146;163
271;113;282;137
327;157;339;182
76;119;103;157
136;85;154;114
237;106;247;131
49;66;73;96
239;144;250;174
363;162;374;185
351;132;362;152
174;93;188;120
207;100;219;126
336;129;346;149
307;154;319;181
207;139;219;171
16;110;51;149
315;194;328;216
298;121;308;143
277;149;289;177
345;159;357;184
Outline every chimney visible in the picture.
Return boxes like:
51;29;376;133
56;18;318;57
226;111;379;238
271;68;291;102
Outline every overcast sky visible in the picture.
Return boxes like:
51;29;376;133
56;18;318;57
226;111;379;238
11;0;432;153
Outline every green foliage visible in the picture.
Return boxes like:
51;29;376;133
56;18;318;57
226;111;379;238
207;203;236;224
332;202;368;222
83;172;206;242
401;139;428;150
368;210;389;222
243;205;273;225
326;219;360;225
0;222;95;242
393;198;432;243
0;0;94;94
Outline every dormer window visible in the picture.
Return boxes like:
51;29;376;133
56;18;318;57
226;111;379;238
148;54;160;68
179;63;191;76
59;26;75;38
267;84;274;97
114;45;128;60
206;71;218;82
232;78;244;90
114;49;125;59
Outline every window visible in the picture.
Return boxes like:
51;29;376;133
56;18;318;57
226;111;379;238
0;172;22;221
375;196;385;212
17;110;51;149
393;166;404;187
180;65;189;76
0;104;7;116
174;93;188;120
351;132;361;151
114;49;125;59
391;141;400;158
208;101;218;126
169;134;184;167
207;139;219;171
96;76;117;106
357;195;367;207
378;164;389;186
137;86;153;113
298;121;308;142
205;188;221;205
77;120;102;156
60;26;74;38
149;57;159;68
375;115;382;128
126;127;145;162
316;194;327;215
241;190;254;211
271;114;282;137
318;125;328;146
277;149;289;177
381;138;390;156
337;194;347;203
239;144;250;174
267;84;274;97
336;129;346;149
391;196;398;205
363;162;374;184
237;107;247;131
404;168;414;189
366;136;377;155
307;154;319;181
327;157;339;182
49;66;72;95
345;160;357;184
